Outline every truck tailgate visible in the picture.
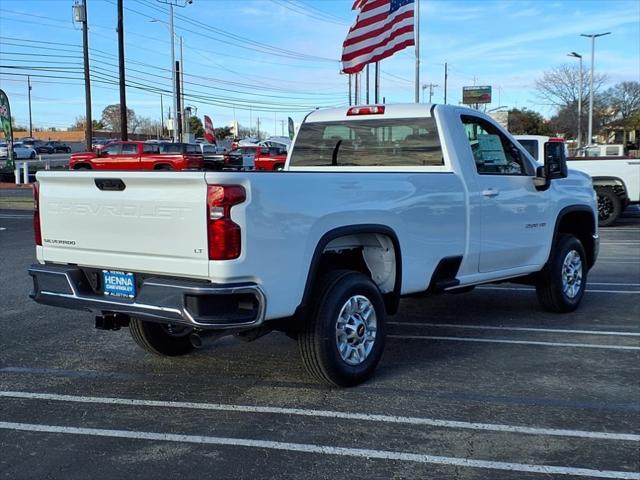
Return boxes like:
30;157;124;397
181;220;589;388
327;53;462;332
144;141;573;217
37;171;210;278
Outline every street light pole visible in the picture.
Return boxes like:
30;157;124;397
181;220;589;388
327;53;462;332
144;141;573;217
581;32;610;146
568;52;583;149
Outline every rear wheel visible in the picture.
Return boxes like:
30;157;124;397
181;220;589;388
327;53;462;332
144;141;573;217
298;270;386;387
536;234;587;313
129;318;195;356
596;187;622;227
274;164;285;171
155;164;174;171
29;152;36;159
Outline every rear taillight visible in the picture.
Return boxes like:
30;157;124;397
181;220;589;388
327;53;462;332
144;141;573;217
33;182;42;246
207;185;246;260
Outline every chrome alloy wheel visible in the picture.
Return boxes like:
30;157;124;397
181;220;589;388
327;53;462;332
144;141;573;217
562;250;583;299
335;295;377;366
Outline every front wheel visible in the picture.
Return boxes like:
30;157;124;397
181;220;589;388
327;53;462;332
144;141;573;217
298;270;386;387
129;318;195;356
596;187;622;227
536;234;587;313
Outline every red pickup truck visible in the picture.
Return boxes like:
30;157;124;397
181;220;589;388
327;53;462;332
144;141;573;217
69;141;203;171
226;145;287;171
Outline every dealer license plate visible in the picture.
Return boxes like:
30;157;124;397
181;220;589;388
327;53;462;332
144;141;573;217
102;270;136;298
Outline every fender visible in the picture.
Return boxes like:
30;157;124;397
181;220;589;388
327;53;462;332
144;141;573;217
297;224;403;315
550;205;598;268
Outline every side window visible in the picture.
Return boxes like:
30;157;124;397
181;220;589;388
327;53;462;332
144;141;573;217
462;116;528;175
121;143;138;154
143;144;159;154
102;144;121;156
605;146;618;156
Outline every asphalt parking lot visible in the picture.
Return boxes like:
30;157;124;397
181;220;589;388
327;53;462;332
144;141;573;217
0;203;638;479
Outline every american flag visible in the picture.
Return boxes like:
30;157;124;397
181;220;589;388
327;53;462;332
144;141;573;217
341;0;415;74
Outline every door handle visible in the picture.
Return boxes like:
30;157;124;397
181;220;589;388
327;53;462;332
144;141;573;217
482;188;499;198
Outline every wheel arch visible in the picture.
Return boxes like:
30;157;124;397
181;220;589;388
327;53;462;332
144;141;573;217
297;225;403;316
552;205;597;269
592;176;628;199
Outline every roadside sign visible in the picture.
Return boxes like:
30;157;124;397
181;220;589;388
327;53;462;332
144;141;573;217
288;117;295;140
0;89;14;168
462;86;492;105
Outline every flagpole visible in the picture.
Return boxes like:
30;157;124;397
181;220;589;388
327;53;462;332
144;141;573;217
375;62;380;103
414;0;420;103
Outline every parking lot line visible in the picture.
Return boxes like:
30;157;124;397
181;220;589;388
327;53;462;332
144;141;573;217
1;391;638;441
589;282;640;286
1;422;638;479
478;286;640;294
388;322;640;337
389;335;640;351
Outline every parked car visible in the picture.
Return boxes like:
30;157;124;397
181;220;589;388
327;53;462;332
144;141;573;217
22;140;54;154
227;145;287;171
92;139;116;152
44;141;72;153
515;136;640;227
69;141;203;170
0;142;37;159
30;103;598;387
197;143;228;170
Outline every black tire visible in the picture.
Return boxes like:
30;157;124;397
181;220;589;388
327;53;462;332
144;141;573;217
596;187;622;227
298;270;386;387
536;234;587;313
155;164;174;171
29;152;36;159
74;164;91;170
129;318;195;356
274;164;284;171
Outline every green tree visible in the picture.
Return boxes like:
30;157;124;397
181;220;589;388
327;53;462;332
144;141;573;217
70;116;105;131
507;108;550;135
214;126;232;140
188;116;204;137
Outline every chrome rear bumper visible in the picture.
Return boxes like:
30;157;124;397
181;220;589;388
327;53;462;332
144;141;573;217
29;264;266;329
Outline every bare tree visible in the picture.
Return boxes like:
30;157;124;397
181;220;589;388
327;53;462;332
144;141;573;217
605;81;640;120
535;64;606;107
136;117;162;136
100;104;137;134
604;81;640;144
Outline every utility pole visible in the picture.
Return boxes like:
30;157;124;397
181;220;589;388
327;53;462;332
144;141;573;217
160;94;164;137
180;36;184;137
581;32;610;146
74;0;92;151
422;83;438;103
274;112;277;136
280;119;285;136
256;117;260;140
175;60;182;141
348;74;352;106
27;76;32;137
444;62;448;104
117;0;128;140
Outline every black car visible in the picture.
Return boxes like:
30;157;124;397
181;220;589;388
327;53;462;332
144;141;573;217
45;141;72;153
22;140;54;154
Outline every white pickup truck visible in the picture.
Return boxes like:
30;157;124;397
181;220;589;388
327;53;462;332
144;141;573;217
30;104;599;387
515;135;640;226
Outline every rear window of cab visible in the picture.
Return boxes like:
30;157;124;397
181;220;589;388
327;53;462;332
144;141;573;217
289;117;443;167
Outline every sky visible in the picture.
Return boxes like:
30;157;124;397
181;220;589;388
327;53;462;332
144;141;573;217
0;0;639;134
